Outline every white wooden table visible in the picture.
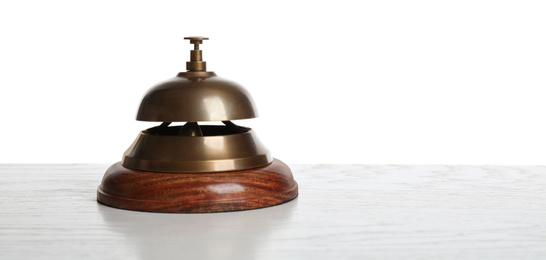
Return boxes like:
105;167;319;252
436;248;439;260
1;164;546;259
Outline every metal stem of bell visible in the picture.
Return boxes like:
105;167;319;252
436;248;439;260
184;36;208;72
190;50;202;61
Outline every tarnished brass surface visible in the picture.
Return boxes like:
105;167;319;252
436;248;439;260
121;127;272;173
176;71;216;78
185;36;207;71
136;75;258;122
178;122;203;136
136;36;258;122
184;36;209;44
187;60;206;71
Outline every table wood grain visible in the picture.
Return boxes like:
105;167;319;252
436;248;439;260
1;164;546;259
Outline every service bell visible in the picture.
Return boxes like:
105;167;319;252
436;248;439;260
97;36;298;213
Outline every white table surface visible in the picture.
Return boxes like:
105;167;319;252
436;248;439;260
1;164;546;259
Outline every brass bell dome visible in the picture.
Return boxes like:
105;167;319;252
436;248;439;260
136;73;258;122
121;36;271;173
137;37;257;122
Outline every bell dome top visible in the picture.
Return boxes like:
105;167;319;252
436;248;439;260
136;37;258;122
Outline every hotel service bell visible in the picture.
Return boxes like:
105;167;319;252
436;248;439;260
97;37;298;213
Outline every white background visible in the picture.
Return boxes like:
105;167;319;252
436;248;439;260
1;0;545;165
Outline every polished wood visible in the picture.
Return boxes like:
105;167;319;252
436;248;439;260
97;158;298;213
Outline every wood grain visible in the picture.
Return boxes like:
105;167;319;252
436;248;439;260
2;164;546;259
97;158;298;213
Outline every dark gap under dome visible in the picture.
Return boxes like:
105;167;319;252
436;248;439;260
147;121;250;136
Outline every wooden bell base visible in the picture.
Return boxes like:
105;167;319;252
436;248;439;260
97;158;298;213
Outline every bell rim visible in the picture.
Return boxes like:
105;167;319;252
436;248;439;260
121;129;272;173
